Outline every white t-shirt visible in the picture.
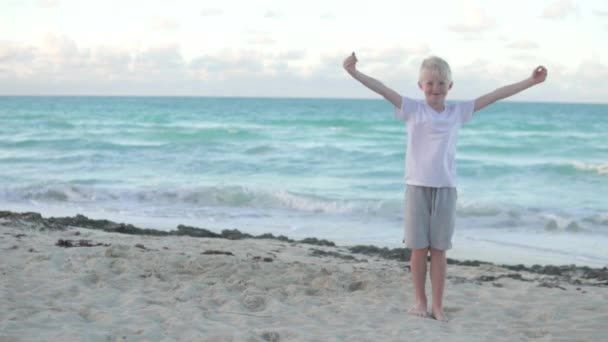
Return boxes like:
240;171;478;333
395;96;475;188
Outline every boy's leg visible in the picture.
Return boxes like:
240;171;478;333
428;187;456;322
404;185;432;318
430;248;448;322
409;247;430;317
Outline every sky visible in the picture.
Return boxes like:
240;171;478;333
1;0;607;103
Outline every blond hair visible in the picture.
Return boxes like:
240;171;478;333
419;56;452;82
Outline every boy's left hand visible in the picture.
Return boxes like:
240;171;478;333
343;52;358;75
531;66;548;84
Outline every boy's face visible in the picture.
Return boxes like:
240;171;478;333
418;69;453;107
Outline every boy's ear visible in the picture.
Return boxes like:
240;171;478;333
448;82;453;90
418;81;422;90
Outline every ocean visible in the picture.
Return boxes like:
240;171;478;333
1;96;607;267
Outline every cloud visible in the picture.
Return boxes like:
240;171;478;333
506;39;540;50
593;9;608;17
541;0;577;20
0;38;313;96
37;0;60;8
0;35;91;84
571;60;608;83
509;54;541;63
201;8;224;17
264;11;281;19
243;31;276;46
358;45;430;66
0;38;437;97
149;16;180;31
0;41;36;64
190;50;264;76
37;34;89;72
0;37;182;84
89;48;132;79
320;12;336;21
447;0;496;33
546;61;608;102
278;50;307;60
134;45;186;73
0;37;429;97
41;34;79;58
1;35;607;102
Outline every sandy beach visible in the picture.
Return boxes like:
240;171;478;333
1;211;607;341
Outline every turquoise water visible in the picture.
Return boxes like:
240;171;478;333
1;96;607;266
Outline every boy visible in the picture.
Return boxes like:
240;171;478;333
343;52;547;322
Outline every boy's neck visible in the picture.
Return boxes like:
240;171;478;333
427;101;445;112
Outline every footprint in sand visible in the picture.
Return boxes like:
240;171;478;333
242;294;267;312
259;330;280;342
444;306;463;313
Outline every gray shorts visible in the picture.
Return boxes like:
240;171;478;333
404;185;457;250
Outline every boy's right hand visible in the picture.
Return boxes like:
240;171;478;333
343;52;358;74
531;66;548;84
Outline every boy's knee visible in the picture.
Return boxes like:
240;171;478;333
430;248;446;255
412;247;430;253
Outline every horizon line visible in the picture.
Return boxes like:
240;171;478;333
1;94;606;106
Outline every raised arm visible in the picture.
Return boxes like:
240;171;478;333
343;52;402;108
474;66;548;112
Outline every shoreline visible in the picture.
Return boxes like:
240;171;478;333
2;202;607;268
2;210;606;286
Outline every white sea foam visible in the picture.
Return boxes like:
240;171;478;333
571;161;608;175
457;202;502;217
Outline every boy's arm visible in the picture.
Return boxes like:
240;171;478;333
474;66;548;112
343;52;402;108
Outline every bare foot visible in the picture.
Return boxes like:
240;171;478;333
431;308;448;322
408;304;430;318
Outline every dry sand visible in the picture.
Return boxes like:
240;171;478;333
1;217;607;341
